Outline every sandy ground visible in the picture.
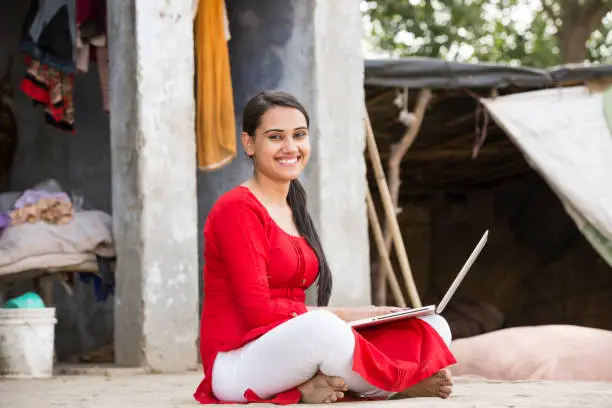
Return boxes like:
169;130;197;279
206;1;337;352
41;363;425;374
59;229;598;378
2;368;612;408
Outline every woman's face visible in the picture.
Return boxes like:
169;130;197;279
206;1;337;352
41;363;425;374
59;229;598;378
243;106;311;183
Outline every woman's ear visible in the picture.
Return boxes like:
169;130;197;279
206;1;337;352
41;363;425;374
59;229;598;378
241;132;255;156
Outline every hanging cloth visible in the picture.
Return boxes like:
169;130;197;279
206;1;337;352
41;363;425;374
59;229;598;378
76;0;110;113
21;56;75;132
27;0;77;57
20;0;76;132
20;0;76;73
194;0;237;171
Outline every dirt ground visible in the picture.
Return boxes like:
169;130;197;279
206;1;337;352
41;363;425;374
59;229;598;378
2;368;612;408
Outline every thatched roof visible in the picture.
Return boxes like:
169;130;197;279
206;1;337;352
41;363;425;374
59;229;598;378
365;58;612;194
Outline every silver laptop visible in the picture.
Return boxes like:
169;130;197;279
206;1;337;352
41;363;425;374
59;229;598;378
349;230;489;329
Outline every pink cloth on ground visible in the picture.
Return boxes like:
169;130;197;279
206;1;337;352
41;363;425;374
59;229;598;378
449;325;612;382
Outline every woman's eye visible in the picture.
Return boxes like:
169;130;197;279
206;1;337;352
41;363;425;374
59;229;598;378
268;134;281;140
295;131;306;138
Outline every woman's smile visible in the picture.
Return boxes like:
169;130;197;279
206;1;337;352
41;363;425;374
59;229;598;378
276;155;301;167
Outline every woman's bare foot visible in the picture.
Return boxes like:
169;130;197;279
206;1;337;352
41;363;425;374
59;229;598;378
395;369;453;399
298;373;348;404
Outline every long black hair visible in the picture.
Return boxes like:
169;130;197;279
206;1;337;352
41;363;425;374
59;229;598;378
242;90;332;306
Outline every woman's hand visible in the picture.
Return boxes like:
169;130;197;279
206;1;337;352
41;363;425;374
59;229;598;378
333;306;405;323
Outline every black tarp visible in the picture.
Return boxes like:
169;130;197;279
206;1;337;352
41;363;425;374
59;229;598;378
364;57;612;89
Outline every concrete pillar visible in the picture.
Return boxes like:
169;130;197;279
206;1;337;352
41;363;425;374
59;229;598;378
108;0;199;370
306;0;370;306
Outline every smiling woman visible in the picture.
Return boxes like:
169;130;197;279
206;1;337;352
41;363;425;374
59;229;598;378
240;92;332;305
194;90;456;405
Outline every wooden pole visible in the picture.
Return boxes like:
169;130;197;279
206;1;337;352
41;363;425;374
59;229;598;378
366;187;407;308
365;109;422;308
374;89;432;305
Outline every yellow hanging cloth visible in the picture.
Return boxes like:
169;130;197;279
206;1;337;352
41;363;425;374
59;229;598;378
194;0;237;171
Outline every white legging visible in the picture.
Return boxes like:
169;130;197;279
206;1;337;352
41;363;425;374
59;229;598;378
211;310;452;402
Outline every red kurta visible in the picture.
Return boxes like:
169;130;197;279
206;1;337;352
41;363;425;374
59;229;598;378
194;186;456;404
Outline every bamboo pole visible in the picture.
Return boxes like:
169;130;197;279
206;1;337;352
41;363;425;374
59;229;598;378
365;109;422;308
374;89;432;305
366;187;407;308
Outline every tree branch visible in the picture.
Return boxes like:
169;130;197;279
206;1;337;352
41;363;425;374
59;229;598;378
388;89;433;168
560;0;578;17
584;0;612;32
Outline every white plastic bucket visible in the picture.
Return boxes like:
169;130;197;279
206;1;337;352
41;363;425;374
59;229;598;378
0;307;57;378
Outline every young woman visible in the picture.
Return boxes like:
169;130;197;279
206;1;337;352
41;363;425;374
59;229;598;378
193;91;456;405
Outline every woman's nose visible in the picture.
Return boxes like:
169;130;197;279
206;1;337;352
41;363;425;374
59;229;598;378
282;139;298;152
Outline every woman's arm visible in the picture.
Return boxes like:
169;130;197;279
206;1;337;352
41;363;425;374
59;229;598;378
306;305;403;322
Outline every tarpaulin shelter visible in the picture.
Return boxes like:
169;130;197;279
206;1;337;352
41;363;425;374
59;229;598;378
364;57;612;338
